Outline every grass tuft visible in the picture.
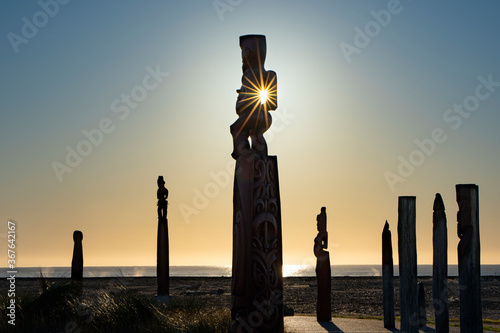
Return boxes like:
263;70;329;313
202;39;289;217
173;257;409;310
0;280;231;332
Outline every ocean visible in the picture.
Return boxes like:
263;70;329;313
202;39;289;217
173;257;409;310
2;265;500;278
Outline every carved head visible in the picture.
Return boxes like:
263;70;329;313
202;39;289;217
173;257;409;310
73;230;83;242
316;207;327;233
157;175;165;188
240;35;266;72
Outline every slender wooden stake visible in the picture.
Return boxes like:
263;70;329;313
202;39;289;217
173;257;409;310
432;193;449;333
456;184;482;333
398;196;418;333
382;221;395;329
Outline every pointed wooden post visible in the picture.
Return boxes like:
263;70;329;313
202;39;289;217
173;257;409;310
382;221;395;329
456;184;482;332
418;281;427;328
432;193;449;333
398;196;418;333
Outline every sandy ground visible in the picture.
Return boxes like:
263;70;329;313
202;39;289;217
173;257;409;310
5;276;500;321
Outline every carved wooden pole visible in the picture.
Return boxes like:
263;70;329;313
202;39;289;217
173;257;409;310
156;176;169;298
456;184;482;332
230;35;283;333
382;221;395;329
418;281;426;329
314;207;331;322
398;196;418;333
71;230;83;281
432;193;449;333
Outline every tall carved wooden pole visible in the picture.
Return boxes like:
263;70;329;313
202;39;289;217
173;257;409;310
71;230;83;281
314;207;331;322
382;221;395;329
456;184;482;332
230;35;283;333
156;176;169;298
432;193;449;333
398;196;418;333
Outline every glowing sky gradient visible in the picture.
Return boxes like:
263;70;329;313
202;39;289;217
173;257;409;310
1;1;499;268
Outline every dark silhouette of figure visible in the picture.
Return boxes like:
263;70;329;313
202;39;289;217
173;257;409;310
157;176;168;221
156;175;169;297
230;34;277;160
314;207;331;321
71;230;83;281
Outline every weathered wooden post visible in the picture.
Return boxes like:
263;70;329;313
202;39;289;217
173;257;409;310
456;184;482;333
398;196;418;333
71;230;83;281
432;193;449;333
382;221;395;329
418;281;426;329
230;35;283;333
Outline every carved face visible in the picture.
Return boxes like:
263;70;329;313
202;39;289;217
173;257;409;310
157;176;165;188
240;35;266;72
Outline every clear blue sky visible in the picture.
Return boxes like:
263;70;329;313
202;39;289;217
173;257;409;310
1;1;499;267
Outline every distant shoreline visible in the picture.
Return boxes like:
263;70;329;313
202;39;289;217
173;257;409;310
2;276;499;321
2;264;499;278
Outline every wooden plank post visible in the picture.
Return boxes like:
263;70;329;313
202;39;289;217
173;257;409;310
432;193;449;333
398;196;418;333
456;184;482;333
418;281;426;329
382;221;395;329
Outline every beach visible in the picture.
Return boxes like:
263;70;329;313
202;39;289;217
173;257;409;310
6;276;500;321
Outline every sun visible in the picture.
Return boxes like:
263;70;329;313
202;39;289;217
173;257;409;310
259;89;268;105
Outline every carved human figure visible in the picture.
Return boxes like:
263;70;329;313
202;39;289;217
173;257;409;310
157;176;169;221
314;207;328;256
71;230;83;281
314;207;331;321
230;34;277;160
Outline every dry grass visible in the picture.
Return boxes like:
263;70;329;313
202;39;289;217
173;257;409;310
0;275;231;332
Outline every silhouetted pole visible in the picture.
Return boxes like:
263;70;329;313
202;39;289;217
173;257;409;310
456;184;482;333
314;207;331;322
418;281;426;328
382;221;395;329
432;193;449;333
230;35;283;333
71;230;83;281
157;176;169;297
398;196;418;333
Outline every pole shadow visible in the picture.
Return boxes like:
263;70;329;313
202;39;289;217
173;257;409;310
318;320;343;332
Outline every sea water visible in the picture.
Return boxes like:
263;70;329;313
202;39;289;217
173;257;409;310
2;265;499;278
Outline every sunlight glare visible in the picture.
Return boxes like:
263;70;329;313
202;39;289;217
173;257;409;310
259;89;268;105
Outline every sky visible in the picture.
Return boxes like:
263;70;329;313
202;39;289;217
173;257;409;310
1;1;499;269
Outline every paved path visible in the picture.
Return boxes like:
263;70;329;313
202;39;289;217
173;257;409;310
284;316;464;333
